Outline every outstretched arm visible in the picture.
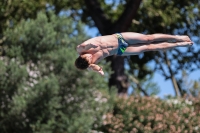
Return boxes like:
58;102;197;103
88;64;104;76
121;32;192;45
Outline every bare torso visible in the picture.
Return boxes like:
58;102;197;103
79;34;118;63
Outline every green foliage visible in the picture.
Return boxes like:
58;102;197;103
132;0;200;35
0;12;113;133
1;1;200;133
100;96;200;133
0;0;47;33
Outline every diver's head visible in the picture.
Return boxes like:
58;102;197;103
75;54;93;70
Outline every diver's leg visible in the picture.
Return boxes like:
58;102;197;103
122;41;193;56
121;32;192;45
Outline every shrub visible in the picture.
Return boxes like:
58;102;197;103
99;96;200;133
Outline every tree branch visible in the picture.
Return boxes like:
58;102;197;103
155;54;169;79
113;0;142;32
84;0;112;35
129;75;149;96
164;51;180;97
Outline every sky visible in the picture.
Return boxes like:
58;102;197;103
84;26;200;98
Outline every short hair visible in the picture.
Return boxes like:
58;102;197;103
75;56;90;70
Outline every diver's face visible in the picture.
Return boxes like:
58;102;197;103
81;53;93;64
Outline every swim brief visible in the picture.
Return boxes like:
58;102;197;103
116;33;129;55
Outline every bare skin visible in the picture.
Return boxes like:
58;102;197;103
76;32;193;75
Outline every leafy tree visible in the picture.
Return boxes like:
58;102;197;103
0;12;112;133
129;0;200;97
0;0;48;33
81;0;142;95
78;0;200;96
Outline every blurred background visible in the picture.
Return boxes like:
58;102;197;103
0;0;200;132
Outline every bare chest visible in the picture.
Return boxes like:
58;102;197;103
91;49;110;64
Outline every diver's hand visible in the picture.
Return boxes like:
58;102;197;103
88;64;104;76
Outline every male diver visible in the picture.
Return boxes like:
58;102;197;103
75;32;193;75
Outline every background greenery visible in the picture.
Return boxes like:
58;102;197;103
0;0;200;132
